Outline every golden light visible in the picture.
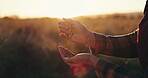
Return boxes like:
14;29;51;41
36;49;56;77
0;0;145;18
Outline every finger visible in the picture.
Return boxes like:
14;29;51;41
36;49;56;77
58;46;75;63
58;21;65;25
61;46;71;52
58;46;65;55
59;33;69;40
63;18;75;24
58;45;75;56
58;45;66;50
58;46;68;54
58;46;68;58
58;21;68;26
64;56;79;64
64;47;75;55
64;57;74;63
59;28;69;35
58;45;64;49
58;21;69;28
59;25;69;31
58;21;70;27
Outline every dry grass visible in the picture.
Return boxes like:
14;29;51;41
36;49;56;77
0;12;143;78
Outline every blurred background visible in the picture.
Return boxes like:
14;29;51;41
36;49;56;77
0;0;145;18
0;0;146;78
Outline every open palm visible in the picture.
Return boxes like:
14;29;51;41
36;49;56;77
58;45;99;67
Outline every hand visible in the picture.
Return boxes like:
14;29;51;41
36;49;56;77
58;45;75;61
65;53;99;67
58;18;95;48
58;46;99;67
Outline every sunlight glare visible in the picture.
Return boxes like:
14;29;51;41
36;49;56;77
0;0;145;18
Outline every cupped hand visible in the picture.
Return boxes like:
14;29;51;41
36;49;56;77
65;53;99;67
58;45;75;60
58;18;95;47
58;45;99;67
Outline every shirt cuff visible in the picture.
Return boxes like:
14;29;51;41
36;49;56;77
89;32;107;55
95;59;117;77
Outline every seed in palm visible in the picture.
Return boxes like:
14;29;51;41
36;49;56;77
65;51;74;58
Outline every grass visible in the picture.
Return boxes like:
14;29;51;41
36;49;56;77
0;12;143;78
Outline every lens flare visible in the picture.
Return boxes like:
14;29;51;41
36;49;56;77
72;64;87;78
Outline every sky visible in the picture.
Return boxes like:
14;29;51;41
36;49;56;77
0;0;146;18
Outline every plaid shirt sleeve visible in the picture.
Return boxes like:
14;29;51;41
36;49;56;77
90;30;138;58
95;60;144;78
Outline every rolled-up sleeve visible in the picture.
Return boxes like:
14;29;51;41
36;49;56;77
90;30;138;58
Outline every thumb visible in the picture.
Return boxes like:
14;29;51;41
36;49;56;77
64;56;79;64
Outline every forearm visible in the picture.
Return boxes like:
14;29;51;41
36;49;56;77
90;30;138;58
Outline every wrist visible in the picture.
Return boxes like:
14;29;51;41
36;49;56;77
90;55;99;67
85;31;95;48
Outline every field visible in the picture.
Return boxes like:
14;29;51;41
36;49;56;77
0;12;143;78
